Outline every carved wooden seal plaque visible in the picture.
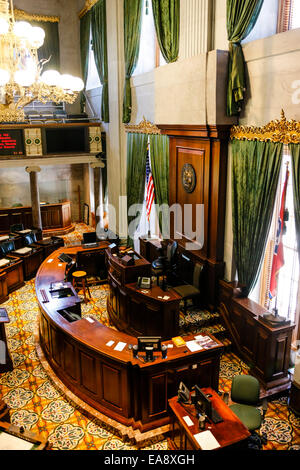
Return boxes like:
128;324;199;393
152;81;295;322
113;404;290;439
181;163;196;193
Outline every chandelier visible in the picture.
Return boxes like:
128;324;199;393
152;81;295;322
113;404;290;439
0;0;84;122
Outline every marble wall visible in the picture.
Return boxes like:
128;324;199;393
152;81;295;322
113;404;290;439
0;165;84;222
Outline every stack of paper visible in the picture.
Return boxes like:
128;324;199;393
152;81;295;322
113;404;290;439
0;259;10;268
14;247;32;255
193;431;220;450
0;236;9;242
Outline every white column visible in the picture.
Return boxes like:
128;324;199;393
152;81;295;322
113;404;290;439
179;0;214;60
103;0;127;238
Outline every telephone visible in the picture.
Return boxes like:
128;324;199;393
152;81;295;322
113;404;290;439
137;277;151;289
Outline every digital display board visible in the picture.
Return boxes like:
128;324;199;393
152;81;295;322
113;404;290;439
45;127;88;154
0;129;24;156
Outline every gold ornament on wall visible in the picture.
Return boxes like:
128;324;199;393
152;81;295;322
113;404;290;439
125;117;161;135
230;110;300;144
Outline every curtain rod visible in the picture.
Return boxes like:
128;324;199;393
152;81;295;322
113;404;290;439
230;110;300;144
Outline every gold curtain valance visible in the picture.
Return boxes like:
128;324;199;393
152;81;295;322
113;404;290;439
125;117;161;135
78;0;99;19
230;110;300;144
14;8;60;23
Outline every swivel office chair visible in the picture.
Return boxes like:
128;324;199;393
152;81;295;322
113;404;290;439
0;240;15;257
10;223;24;234
229;375;268;432
23;233;38;247
173;262;204;313
152;241;177;287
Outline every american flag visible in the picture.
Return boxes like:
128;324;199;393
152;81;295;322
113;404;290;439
146;143;155;222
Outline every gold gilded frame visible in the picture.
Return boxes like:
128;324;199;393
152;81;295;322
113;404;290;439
230;110;300;144
125;117;161;135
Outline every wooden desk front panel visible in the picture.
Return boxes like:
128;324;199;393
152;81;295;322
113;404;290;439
137;349;222;426
107;276;181;340
39;311;132;421
0;203;71;234
4;259;24;293
0;271;8;303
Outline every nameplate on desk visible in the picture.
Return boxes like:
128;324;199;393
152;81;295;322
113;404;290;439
106;340;115;347
114;341;126;352
183;416;194;427
47;259;54;264
85;317;94;324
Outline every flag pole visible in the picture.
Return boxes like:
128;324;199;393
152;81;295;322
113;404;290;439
263;161;290;326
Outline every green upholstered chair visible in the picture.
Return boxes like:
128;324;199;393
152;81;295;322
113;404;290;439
173;262;204;312
229;375;267;432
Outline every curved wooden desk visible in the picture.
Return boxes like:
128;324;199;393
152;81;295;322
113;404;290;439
106;249;182;339
36;245;224;437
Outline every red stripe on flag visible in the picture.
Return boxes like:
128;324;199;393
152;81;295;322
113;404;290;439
269;166;289;299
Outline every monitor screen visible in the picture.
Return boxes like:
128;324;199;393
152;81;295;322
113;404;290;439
58;253;73;265
0;129;24;156
138;337;162;352
193;385;212;417
44;127;88;154
83;232;97;244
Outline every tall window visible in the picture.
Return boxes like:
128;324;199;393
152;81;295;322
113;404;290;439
277;0;300;32
86;27;101;91
250;147;300;327
133;0;166;77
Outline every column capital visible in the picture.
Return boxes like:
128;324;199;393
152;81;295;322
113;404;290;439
90;161;105;169
25;166;41;173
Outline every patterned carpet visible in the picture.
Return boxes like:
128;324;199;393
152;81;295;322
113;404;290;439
0;225;299;450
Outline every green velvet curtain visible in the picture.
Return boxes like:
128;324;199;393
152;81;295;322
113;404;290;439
126;133;148;247
149;134;169;235
289;144;300;261
31;20;60;72
226;0;264;116
152;0;179;63
123;0;143;123
80;11;91;113
91;0;110;122
231;139;283;296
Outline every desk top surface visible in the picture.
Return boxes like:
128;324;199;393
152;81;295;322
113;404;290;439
169;388;250;449
36;245;224;368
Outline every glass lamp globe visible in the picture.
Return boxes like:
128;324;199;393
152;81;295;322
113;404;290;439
59;74;74;90
0;18;9;35
69;77;84;92
14;70;35;87
40;70;60;86
0;69;10;86
30;27;45;49
13;21;33;40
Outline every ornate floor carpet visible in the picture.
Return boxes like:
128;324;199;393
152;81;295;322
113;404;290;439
0;226;299;450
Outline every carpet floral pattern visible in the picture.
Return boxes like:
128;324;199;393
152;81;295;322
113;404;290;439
0;225;299;450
